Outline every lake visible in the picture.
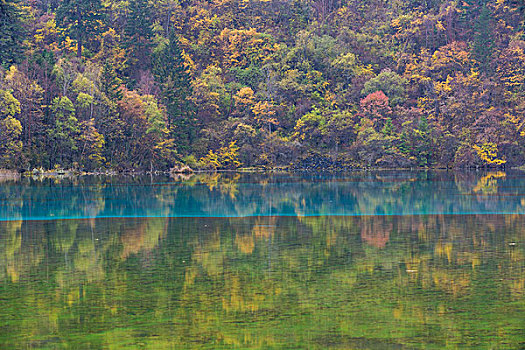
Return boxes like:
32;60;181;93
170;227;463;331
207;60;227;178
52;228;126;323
0;171;524;349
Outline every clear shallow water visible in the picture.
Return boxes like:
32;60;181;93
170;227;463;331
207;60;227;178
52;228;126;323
0;171;524;349
1;171;525;221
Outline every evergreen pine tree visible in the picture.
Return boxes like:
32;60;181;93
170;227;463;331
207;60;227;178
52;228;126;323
101;62;123;102
98;63;123;164
472;5;494;72
153;32;194;151
417;115;432;167
0;0;25;67
123;0;153;74
56;0;103;59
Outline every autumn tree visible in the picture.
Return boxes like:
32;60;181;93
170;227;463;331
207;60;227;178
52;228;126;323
1;0;525;170
48;96;79;167
359;91;392;130
0;89;22;167
191;66;229;125
114;89;174;169
362;69;407;107
3;66;44;152
78;118;105;169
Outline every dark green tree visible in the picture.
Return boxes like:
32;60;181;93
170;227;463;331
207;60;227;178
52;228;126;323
472;5;494;72
100;62;123;102
123;0;153;75
0;0;25;67
153;32;194;151
56;0;104;59
416;115;432;167
362;69;407;107
98;63;124;167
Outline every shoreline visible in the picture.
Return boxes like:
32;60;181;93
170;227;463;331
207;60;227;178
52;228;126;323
0;165;515;180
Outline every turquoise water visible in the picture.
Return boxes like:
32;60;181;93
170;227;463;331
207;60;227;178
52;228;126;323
0;171;524;349
1;171;525;221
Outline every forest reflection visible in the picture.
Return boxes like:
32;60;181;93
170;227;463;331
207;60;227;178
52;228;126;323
0;213;523;348
2;171;525;221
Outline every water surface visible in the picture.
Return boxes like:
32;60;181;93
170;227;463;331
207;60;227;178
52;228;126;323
0;171;524;349
1;171;525;220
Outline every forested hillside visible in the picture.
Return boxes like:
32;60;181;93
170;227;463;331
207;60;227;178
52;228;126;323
1;0;524;171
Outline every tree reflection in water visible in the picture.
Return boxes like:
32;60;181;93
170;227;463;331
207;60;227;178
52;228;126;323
2;171;525;220
0;213;523;348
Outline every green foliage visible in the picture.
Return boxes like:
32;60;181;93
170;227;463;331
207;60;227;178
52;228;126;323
0;89;21;117
292;107;326;148
229;64;262;91
414;115;432;167
100;62;123;102
362;69;407;106
75;92;93;109
0;89;22;167
293;107;356;152
381;117;393;136
182;154;198;169
330;52;359;84
0;115;22;167
0;0;25;67
472;5;494;71
52;58;78;97
144;95;165;137
79;118;105;169
123;0;153;74
153;31;194;151
353;116;418;168
48;96;79;167
56;0;104;58
0;0;524;170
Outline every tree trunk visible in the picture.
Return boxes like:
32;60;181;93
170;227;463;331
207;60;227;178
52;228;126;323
77;35;82;59
76;5;82;59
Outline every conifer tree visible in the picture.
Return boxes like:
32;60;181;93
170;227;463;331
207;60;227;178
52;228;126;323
56;0;103;59
417;115;432;167
0;0;25;66
472;5;494;72
100;62;123;102
123;0;153;73
153;31;194;151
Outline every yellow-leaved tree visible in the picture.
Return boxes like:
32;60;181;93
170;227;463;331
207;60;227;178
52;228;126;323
0;90;23;168
199;141;242;170
472;142;506;167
